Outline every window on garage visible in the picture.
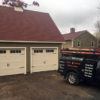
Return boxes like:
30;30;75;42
0;50;6;54
46;49;54;53
10;50;21;53
34;49;43;53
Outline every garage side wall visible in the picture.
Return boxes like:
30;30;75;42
62;40;72;49
0;42;62;72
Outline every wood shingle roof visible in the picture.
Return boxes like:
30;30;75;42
0;6;64;42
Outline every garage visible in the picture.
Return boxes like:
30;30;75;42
30;47;58;73
0;47;26;76
0;6;64;76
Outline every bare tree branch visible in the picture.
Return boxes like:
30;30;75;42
2;0;39;8
95;20;100;32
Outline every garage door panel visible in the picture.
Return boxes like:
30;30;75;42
8;63;24;68
0;63;7;69
31;48;58;73
32;65;57;72
0;68;25;76
0;48;26;76
32;66;43;72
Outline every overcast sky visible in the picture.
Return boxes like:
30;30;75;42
0;0;100;34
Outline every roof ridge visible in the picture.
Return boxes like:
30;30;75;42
63;30;88;40
0;5;48;15
63;30;87;35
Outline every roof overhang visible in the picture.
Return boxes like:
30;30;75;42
0;40;64;44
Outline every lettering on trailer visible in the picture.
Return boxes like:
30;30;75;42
84;64;94;78
72;62;80;65
66;61;80;68
66;61;81;66
67;64;78;68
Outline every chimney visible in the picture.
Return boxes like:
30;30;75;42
14;7;23;12
70;28;75;33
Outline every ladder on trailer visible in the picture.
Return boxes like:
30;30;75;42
61;48;100;60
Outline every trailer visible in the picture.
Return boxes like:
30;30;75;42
58;49;100;85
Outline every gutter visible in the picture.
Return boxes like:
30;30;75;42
0;40;64;44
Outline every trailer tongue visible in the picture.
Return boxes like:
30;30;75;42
58;49;100;85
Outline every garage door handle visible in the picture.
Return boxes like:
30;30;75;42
43;61;46;64
7;64;10;67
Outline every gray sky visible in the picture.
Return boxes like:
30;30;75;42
0;0;100;34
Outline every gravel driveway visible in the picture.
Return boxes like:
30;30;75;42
0;71;100;100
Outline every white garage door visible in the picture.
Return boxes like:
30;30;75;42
0;47;26;76
30;47;58;73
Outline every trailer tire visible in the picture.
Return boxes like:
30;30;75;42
66;72;79;85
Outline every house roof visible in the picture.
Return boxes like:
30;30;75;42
63;31;86;40
0;6;64;42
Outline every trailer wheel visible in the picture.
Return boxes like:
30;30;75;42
66;72;79;85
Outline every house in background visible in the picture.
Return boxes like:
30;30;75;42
62;28;97;49
0;6;64;76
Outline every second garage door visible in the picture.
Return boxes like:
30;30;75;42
30;47;58;73
0;47;26;76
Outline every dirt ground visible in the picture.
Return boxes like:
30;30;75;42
0;71;100;100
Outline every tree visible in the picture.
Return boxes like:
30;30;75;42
2;0;39;8
95;20;100;38
95;20;100;47
94;3;100;38
95;20;100;32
